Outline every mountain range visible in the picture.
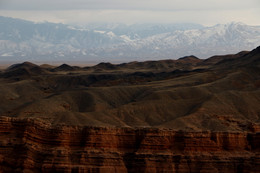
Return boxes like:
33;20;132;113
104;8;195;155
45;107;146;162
1;16;260;62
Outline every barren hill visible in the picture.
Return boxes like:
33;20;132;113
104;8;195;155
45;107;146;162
0;47;259;172
1;47;259;130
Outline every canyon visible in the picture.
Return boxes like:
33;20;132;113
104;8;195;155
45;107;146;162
0;46;260;172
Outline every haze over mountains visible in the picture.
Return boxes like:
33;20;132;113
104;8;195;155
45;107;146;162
1;16;260;62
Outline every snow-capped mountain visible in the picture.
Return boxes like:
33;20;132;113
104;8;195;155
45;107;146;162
84;23;204;40
0;16;126;61
103;22;260;60
0;16;260;62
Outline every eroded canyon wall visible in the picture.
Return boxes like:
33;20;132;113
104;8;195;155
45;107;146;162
0;116;259;173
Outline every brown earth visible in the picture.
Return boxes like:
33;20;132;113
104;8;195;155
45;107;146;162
0;46;259;172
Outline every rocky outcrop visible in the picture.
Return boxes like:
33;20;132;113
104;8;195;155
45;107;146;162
0;116;259;173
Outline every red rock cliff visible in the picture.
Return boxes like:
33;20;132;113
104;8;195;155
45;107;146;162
0;116;259;173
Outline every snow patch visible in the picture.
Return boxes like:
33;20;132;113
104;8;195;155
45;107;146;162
120;35;132;42
1;53;13;57
67;26;89;31
94;30;106;34
107;31;116;38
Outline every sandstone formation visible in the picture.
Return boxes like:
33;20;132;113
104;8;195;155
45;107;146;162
0;117;259;173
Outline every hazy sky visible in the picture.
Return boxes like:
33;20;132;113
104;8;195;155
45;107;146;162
0;0;260;26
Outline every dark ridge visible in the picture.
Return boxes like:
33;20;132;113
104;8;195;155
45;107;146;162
93;62;117;70
176;56;202;66
40;64;55;69
3;67;31;79
202;51;249;66
2;62;47;79
211;45;260;70
6;62;38;71
52;64;75;71
178;55;199;60
236;50;250;57
49;68;206;89
3;66;47;79
247;45;260;58
251;45;260;54
117;58;201;71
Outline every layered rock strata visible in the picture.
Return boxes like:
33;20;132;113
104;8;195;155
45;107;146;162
0;116;259;173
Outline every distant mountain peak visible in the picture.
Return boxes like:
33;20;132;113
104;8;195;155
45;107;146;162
178;55;199;60
7;62;38;71
53;64;75;71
